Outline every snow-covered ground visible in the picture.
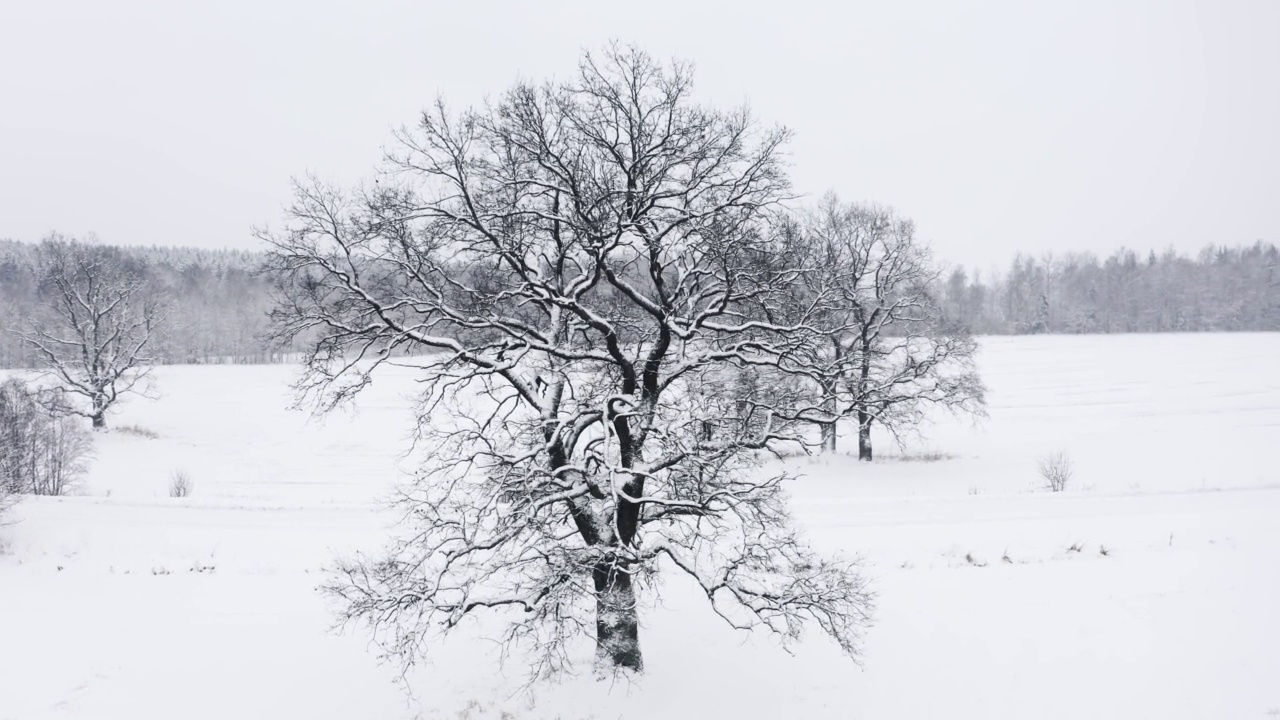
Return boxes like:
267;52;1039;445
2;333;1278;719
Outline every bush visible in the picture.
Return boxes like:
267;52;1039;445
115;424;160;439
1038;450;1074;492
0;378;93;496
884;450;955;463
169;470;193;498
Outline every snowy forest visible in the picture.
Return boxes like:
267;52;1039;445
2;237;1276;369
945;242;1280;334
0;238;288;368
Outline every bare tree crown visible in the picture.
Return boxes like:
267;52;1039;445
264;46;872;677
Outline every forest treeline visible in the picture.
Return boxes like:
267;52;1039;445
945;242;1279;334
1;238;1277;369
0;239;294;368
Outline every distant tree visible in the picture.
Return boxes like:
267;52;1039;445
15;236;162;429
944;267;974;330
264;46;872;677
791;195;986;460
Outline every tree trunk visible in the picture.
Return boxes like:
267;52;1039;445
593;560;642;672
819;376;837;453
91;394;106;430
857;407;872;462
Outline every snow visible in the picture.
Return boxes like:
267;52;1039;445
2;333;1279;719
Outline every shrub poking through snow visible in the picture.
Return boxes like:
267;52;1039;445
889;450;955;463
1038;451;1074;492
169;470;193;498
115;424;159;439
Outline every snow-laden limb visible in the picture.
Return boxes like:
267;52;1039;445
648;535;872;659
266;45;872;679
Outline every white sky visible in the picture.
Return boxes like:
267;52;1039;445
1;0;1277;270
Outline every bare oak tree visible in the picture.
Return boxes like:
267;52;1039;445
17;236;161;429
263;47;871;677
793;195;985;459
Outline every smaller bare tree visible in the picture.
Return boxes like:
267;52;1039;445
788;196;986;459
16;236;162;429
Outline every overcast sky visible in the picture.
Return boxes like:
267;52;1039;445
2;0;1276;270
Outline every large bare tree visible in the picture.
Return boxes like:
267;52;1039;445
17;236;161;429
263;47;871;677
793;195;985;459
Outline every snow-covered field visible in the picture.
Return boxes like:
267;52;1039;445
2;333;1278;719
